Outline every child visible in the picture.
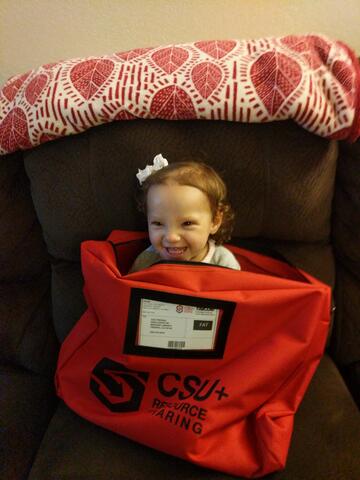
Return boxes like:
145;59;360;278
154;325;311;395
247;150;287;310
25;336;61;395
129;154;240;272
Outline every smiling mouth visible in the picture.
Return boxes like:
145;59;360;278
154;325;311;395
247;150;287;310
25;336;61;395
165;247;187;257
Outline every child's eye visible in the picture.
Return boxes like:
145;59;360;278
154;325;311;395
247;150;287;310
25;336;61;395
151;221;162;226
182;221;194;227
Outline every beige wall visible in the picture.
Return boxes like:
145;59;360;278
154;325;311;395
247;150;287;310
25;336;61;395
1;0;360;87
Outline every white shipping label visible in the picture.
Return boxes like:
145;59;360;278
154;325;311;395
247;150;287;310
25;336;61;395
137;298;219;350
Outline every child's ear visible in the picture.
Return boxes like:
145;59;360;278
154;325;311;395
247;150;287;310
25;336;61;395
210;210;223;234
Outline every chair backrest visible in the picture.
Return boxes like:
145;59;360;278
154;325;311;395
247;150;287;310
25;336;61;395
21;119;337;342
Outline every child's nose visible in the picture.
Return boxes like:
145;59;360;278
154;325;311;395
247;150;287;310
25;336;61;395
164;229;181;243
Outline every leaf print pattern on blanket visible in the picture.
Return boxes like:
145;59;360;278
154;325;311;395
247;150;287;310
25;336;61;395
0;34;359;155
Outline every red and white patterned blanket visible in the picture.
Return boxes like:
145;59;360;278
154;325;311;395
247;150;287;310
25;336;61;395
1;34;359;155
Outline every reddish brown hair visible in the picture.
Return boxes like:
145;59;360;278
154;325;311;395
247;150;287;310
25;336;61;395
137;161;235;244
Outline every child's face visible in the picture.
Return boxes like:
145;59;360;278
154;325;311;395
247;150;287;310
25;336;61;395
147;182;222;262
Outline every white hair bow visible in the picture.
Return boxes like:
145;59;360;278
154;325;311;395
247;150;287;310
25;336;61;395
136;153;168;185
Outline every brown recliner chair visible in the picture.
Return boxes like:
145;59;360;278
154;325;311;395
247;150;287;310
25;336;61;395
1;119;359;479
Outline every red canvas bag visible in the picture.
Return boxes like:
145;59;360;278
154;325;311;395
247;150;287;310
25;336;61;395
55;230;331;478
